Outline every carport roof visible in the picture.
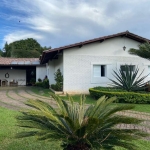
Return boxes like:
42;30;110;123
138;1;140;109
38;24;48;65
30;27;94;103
0;57;41;65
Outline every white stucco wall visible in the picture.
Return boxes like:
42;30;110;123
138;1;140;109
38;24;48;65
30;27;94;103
36;66;47;81
47;55;63;85
63;37;150;94
0;69;26;85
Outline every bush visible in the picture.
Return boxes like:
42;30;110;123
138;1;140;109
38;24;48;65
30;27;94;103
35;82;43;87
51;69;63;91
42;79;49;89
35;79;49;89
89;88;150;104
30;78;36;84
38;78;42;82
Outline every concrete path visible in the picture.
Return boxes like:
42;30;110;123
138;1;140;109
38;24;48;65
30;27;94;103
0;86;150;140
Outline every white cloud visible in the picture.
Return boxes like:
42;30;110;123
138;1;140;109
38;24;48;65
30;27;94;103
2;30;43;46
1;0;150;49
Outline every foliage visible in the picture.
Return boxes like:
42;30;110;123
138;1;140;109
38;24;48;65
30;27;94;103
30;78;36;84
42;79;49;89
16;94;148;150
93;86;126;92
38;78;42;82
1;39;51;58
89;88;150;104
35;79;49;89
109;65;148;92
0;50;3;56
35;82;43;87
51;69;63;91
129;42;150;60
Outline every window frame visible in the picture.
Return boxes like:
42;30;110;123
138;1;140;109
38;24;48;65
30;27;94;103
93;64;106;77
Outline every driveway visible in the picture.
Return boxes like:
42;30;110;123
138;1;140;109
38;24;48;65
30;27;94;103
0;86;57;110
0;86;150;140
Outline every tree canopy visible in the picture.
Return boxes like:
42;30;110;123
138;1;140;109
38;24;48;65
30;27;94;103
1;38;51;58
128;42;150;60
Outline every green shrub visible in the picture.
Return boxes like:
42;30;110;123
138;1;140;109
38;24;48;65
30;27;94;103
42;79;49;89
38;78;42;82
51;69;63;91
89;88;150;104
51;84;60;91
30;78;36;84
35;82;43;87
35;79;49;89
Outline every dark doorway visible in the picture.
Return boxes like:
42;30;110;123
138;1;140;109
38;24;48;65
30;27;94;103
26;68;36;86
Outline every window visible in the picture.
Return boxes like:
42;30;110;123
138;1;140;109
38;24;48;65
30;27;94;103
93;65;106;77
120;65;135;72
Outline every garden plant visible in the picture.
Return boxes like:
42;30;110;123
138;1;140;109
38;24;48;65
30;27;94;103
109;65;148;92
16;94;148;150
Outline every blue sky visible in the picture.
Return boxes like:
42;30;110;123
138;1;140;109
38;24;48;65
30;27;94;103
0;0;150;50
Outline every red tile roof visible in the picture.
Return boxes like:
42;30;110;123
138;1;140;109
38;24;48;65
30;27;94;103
0;57;40;65
40;31;150;64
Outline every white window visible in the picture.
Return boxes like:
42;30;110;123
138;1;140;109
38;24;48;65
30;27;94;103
93;65;106;77
120;65;135;72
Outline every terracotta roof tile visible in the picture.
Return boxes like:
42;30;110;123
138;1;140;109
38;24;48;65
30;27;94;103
40;31;150;64
0;57;40;65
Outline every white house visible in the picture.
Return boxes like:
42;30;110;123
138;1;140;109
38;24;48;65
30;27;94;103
0;58;46;86
41;31;150;94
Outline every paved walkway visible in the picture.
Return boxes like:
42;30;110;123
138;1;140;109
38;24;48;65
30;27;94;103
0;86;150;140
0;86;57;110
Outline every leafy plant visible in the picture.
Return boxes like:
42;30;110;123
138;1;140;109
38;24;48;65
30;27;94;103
16;94;148;150
109;65;148;92
51;69;63;91
89;88;150;104
30;78;36;84
42;79;49;89
129;42;150;60
38;78;42;82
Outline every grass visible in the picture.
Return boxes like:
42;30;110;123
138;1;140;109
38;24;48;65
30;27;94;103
30;87;150;113
0;107;61;150
0;105;150;150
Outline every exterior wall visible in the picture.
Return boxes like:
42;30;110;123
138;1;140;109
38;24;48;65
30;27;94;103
63;37;150;94
47;55;63;85
0;69;26;85
36;66;47;81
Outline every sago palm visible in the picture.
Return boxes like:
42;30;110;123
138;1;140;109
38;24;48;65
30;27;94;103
109;65;148;91
16;94;148;150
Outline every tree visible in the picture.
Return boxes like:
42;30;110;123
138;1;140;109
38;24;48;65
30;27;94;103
129;42;150;60
1;39;51;58
16;94;148;150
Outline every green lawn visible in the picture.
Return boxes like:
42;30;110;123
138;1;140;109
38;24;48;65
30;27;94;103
0;107;61;150
31;87;150;113
0;106;150;150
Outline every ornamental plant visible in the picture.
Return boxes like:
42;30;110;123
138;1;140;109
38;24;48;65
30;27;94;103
109;65;148;92
16;94;148;150
51;69;63;91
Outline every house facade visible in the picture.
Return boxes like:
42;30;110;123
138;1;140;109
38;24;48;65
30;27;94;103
0;58;46;86
42;31;150;93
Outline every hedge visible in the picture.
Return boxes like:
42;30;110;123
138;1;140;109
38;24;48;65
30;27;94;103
89;88;150;104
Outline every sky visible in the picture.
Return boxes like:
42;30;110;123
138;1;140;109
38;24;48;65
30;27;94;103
0;0;150;50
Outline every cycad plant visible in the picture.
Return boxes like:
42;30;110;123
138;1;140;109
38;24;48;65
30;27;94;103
109;65;148;91
16;94;148;150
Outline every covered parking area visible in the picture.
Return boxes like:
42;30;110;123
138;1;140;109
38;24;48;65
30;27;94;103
0;57;46;86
